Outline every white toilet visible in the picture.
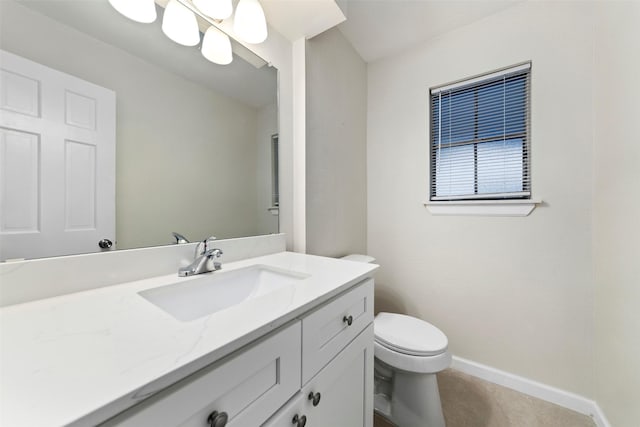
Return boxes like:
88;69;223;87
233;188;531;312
341;255;452;427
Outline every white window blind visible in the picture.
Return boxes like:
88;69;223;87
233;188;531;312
430;63;531;201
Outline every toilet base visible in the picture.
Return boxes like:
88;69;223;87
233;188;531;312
374;361;446;427
374;393;392;419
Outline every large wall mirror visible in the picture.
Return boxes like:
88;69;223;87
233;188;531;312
0;0;279;261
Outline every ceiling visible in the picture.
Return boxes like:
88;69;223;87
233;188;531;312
10;0;520;102
262;0;346;40
336;0;520;62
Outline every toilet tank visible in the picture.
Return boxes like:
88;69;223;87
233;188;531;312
341;254;376;263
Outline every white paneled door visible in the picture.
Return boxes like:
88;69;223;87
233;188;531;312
0;50;115;261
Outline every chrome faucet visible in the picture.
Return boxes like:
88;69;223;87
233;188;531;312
172;232;190;244
178;237;223;277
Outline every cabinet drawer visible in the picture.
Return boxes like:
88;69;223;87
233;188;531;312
301;279;373;384
105;322;301;427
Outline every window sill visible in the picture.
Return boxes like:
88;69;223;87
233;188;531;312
423;199;541;217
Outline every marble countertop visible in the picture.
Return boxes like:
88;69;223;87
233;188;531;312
0;251;377;427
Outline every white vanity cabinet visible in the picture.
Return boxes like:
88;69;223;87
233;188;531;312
264;278;374;427
103;323;302;427
263;325;374;427
102;278;374;427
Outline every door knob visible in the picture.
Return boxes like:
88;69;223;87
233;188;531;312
98;239;113;249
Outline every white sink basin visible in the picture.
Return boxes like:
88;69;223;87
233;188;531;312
138;265;309;321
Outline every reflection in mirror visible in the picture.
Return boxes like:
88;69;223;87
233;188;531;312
0;0;279;262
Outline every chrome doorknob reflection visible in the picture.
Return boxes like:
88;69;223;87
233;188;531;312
98;239;113;249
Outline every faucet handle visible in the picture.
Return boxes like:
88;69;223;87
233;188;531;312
195;236;217;257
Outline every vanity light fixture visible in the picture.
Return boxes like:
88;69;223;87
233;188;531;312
162;0;201;46
201;26;233;65
193;0;233;21
109;0;269;66
233;0;268;44
108;0;157;23
195;0;268;45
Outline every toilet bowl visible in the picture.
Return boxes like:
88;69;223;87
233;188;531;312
341;255;452;427
374;312;451;427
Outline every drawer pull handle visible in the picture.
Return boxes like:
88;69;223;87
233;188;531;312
207;410;228;427
292;414;307;427
343;315;353;326
308;391;321;406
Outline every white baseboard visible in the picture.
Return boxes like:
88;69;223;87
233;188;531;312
451;356;611;427
591;403;612;427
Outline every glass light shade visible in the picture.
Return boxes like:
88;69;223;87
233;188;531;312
193;0;233;20
162;0;201;46
201;26;233;65
233;0;268;44
108;0;157;23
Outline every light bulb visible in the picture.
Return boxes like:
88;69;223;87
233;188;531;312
233;0;267;44
201;26;233;65
162;0;200;47
108;0;157;23
193;0;233;20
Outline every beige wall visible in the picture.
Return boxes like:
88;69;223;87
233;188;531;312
1;1;269;249
305;28;367;257
593;2;640;426
255;102;279;235
204;3;298;251
367;2;597;397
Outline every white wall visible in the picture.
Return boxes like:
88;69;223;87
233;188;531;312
593;2;640;426
367;2;596;397
305;28;368;257
0;1;267;249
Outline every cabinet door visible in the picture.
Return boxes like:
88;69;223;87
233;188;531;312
263;324;374;427
302;324;374;427
260;393;307;427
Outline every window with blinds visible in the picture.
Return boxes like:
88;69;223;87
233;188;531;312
430;63;531;201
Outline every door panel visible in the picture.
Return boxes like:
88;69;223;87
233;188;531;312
64;139;97;230
0;68;40;117
0;49;115;260
0;128;39;232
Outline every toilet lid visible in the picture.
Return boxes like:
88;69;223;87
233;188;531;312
374;312;448;357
